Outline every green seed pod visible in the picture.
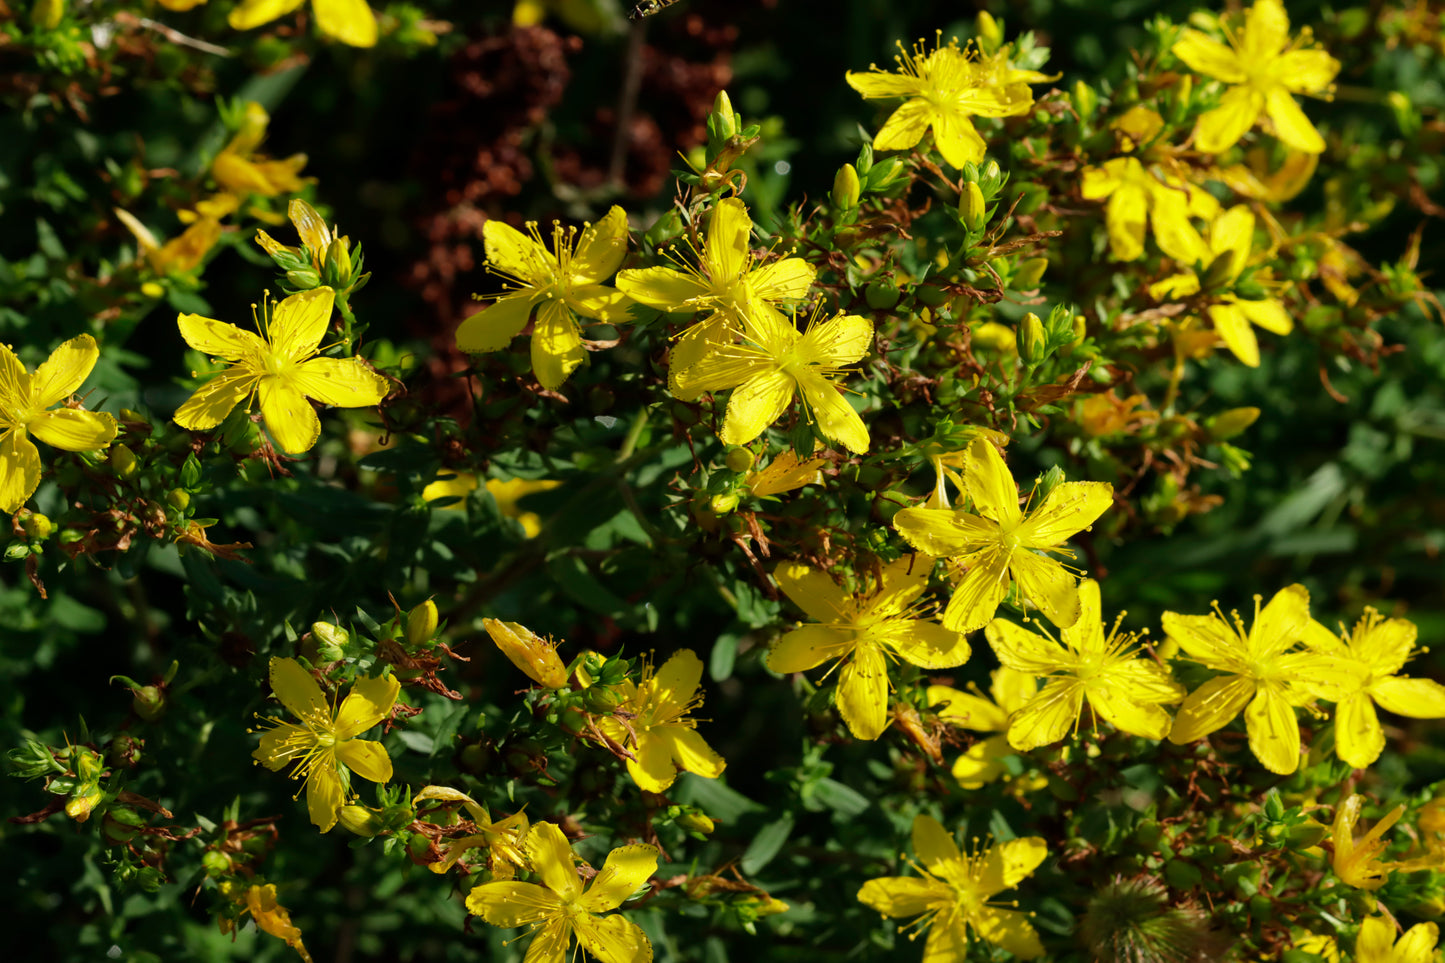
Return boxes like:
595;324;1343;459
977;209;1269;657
21;512;53;539
865;278;901;310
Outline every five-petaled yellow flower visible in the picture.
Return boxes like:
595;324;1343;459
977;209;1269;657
672;303;873;454
1356;915;1441;963
1172;0;1340;154
209;102;308;198
0;335;118;513
595;649;726;793
174;286;391;454
229;0;378;48
1079;157;1214;263
1149;205;1293;367
857;814;1047;960
928;668;1036;789
412;786;530;878
466;821;657;963
1303;608;1445;769
457;206;632;390
616;197;816;400
252;657;399;832
1164;585;1358;774
984;579;1185;750
1332;793;1406;891
769;556;970;741
846;34;1052;168
893;437;1113;633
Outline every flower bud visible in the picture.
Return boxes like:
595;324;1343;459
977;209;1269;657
1018;313;1047;365
166;489;191;512
307;621;349;662
1013;257;1048;291
33;0;64;29
709;491;740;515
405;600;439;647
959;181;987;232
831;163;861;210
1071;80;1098;119
711;90;738;141
864;157;908;191
677;811;715;836
132;684;166;722
21;512;53;539
102;806;147;845
338;805;385;837
323;237;353;289
485;618;568;689
724;448;755;473
1204;407;1260;441
864;278;901;310
975;11;1003;52
110;444;138;479
285;267;321;290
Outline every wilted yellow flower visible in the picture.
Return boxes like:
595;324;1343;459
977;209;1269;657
210;102;308;198
742;448;828;498
0;335;118;513
1172;0;1340;153
252;658;399;832
483;618;569;689
230;0;378;48
412;786;529;878
174;287;391;454
1332;793;1405;891
115;198;236;275
243;884;313;963
596;649;726;792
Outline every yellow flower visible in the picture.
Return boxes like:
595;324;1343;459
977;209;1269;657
115;198;236;276
1148;205;1293;367
229;0;378;48
421;470;479;508
1172;0;1340;154
210;102;308;198
243;884;313;963
1302;609;1445;769
173;287;391;454
769;556;971;741
893;437;1113;633
743;448;827;498
596;649;725;792
466;821;657;963
929;668;1037;788
412;786;530;878
1332;794;1405;891
0;335;118;513
252;657;399;832
615;198;816;400
1079;157;1214;262
672;303;873;454
486;477;563;537
1356;916;1441;963
984;579;1185;750
484;618;569;689
846;34;1052;168
255;198;355;288
1164;585;1360;774
857;814;1047;960
456;207;632;390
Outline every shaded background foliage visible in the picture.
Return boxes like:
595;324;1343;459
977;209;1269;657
3;0;1445;961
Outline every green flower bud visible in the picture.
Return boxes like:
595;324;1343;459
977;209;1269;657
865;157;908;191
110;444;138;479
132;685;166;722
1162;859;1202;890
645;209;684;247
1018;312;1047;365
21;512;53;540
6;739;64;779
323;237;353;289
831;163;861;210
201;850;233;877
165;489;191;512
975;10;1003;53
1013;257;1048;291
308;621;349;662
1205;407;1260;441
1071;80;1098;119
709;491;740;515
865;278;901;310
677;811;715;835
959;181;987;232
724;448;755;473
710;90;738;142
338;805;385;837
102;806;147;845
405;600;439;647
285;267;321;290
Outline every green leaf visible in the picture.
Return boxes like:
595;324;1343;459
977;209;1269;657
740;814;794;876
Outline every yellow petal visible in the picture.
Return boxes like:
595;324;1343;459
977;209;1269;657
747;257;816;305
1242;0;1291;60
336;737;392;784
1008;678;1084;751
0;430;42;514
457;294;535;353
258;377;321;454
1372;677;1445;718
530;300;585;390
963;437;1021;527
1009;549;1082;629
1062;578;1106;654
856;875;945;918
795;368;868;454
1251;584;1311;659
927;684;1007;732
1265;88;1325;153
1275;49;1340;93
1245;683;1301;774
1080;160;1124;200
178;313;267;361
866;555;933;618
874;619;970;669
520;920;571;963
931;111;988;169
767;624;855;673
28;409;117;453
485;218;553;285
174;368;256;431
705;198;752;283
1334;693;1385;769
614;267;710;311
1017;479;1112;547
941;546;1012;633
985;619;1065;675
893;506;999;557
1208;206;1255;275
253;721;307;771
719;369;793;446
1171;30;1246;83
29;334;101;407
1105;659;1187;706
228;0;306;30
993;667;1039;713
774;562;851;622
911;814;960;868
291;356;390;409
1146;183;1208;263
526;822;583;901
305;763;345;832
1103;184;1147;261
569;284;632;324
334;672;399;738
1088;685;1175;740
873;99;934;153
1395;922;1443;962
650;649;704;718
267;287;334;362
1169;674;1255;743
845;69;924;100
1162;611;1240;667
287;198;332;257
1236;295;1293;335
796;312;872;367
1194;86;1266;155
571;206;630;283
573;913;653;963
1209;301;1260;367
625;731;679;792
269;657;329;720
921;918;971;963
951;734;1014;788
978;836;1048;894
661;727;725;780
464;881;559;926
579;844;659;912
972;906;1045;959
837;641;889;740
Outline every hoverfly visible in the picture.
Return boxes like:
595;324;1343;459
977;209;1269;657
629;0;684;20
